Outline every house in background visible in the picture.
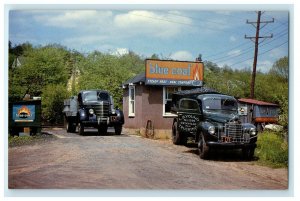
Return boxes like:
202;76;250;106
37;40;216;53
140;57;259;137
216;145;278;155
11;56;25;69
238;98;280;131
122;59;204;138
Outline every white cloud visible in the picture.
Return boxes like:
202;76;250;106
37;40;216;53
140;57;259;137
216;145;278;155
214;11;233;15
34;10;113;29
169;51;194;61
227;49;241;56
113;10;192;38
268;47;287;59
230;36;236;42
110;48;129;56
257;60;273;73
64;35;109;45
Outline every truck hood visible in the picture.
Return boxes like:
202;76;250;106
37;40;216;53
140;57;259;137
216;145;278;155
203;110;239;123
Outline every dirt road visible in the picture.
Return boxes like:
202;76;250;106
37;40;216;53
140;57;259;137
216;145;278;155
8;128;288;189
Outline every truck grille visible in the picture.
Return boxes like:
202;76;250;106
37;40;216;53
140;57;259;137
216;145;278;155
92;102;109;121
223;122;249;143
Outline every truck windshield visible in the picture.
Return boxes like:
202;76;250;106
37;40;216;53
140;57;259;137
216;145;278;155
83;91;98;102
203;98;237;111
83;91;110;102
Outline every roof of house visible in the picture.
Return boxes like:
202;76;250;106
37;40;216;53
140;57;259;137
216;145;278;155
122;72;145;86
238;98;278;106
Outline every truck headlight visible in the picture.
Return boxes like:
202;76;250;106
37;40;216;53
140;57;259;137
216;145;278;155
89;109;94;115
208;126;215;135
250;128;257;136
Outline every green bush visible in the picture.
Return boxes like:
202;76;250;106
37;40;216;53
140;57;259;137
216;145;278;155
8;134;54;147
255;131;288;168
41;84;70;124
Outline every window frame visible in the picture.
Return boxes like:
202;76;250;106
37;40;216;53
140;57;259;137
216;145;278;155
163;86;181;117
128;85;135;117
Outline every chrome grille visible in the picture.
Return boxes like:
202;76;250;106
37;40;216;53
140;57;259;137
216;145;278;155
92;102;109;122
223;122;249;143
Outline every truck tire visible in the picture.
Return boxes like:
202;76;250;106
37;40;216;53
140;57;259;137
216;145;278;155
172;121;187;145
65;119;76;133
198;132;209;159
98;125;108;135
114;124;122;135
242;147;255;160
78;123;84;136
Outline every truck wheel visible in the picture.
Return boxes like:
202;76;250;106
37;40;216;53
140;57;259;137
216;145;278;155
78;123;84;135
172;121;182;145
65;119;76;133
70;124;76;133
242;147;255;160
98;125;108;135
64;117;70;132
114;124;122;135
198;132;209;159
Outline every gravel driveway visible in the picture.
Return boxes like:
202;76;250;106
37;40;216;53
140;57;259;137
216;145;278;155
8;128;288;190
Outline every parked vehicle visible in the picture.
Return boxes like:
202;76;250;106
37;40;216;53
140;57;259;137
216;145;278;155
63;90;124;135
171;87;257;160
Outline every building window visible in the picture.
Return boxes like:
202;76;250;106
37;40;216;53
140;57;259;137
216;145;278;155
163;86;180;116
128;85;135;117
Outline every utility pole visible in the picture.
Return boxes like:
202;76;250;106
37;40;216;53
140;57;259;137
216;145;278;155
245;11;274;99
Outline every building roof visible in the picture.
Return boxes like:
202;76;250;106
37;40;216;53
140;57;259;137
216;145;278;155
238;98;278;106
122;72;145;86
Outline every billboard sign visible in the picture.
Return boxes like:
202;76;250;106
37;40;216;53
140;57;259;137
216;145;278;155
145;59;204;86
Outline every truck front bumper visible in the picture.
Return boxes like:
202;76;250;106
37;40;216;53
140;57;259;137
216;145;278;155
206;141;257;149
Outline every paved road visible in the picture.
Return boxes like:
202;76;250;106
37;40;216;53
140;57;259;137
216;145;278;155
8;128;288;189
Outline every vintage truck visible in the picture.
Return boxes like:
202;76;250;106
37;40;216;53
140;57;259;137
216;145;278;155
63;90;124;135
171;87;258;160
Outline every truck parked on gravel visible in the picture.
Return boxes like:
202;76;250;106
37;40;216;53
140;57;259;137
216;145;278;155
171;87;258;160
63;90;124;135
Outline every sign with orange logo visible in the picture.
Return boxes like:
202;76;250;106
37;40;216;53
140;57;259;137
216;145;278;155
145;59;204;86
13;105;35;122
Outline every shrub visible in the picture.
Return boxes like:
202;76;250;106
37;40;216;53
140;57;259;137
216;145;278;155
255;131;288;168
41;84;70;124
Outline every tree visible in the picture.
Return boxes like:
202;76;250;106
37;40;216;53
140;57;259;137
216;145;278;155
42;84;70;124
77;52;135;108
269;56;288;82
9;45;69;98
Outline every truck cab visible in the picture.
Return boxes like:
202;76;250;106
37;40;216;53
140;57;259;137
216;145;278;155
63;90;124;135
171;87;257;160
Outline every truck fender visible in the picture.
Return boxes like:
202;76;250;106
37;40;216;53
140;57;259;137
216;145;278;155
196;121;211;142
115;109;124;125
78;109;87;122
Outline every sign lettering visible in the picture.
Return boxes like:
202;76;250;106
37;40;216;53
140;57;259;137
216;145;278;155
178;114;200;133
146;59;204;86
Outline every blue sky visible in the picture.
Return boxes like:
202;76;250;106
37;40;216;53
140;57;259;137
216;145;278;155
9;9;289;73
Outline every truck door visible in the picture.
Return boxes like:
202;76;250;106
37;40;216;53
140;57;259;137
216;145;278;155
177;98;201;134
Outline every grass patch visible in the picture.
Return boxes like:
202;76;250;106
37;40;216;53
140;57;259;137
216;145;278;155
255;131;288;168
8;133;54;147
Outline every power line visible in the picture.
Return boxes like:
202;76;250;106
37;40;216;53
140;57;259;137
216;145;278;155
229;40;288;67
205;21;288;60
211;30;288;63
114;10;248;37
162;11;230;26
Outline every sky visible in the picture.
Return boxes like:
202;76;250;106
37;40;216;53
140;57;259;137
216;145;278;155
8;8;289;73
